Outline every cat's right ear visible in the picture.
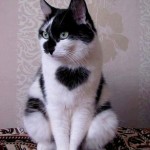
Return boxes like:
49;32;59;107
40;0;56;17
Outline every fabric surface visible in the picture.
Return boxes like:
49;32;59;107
0;128;36;150
0;128;149;150
106;127;150;150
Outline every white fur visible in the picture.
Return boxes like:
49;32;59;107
84;110;118;150
70;106;94;150
23;112;51;143
37;143;56;150
24;17;118;150
28;76;44;101
41;17;55;31
39;17;55;52
42;36;102;107
53;39;90;62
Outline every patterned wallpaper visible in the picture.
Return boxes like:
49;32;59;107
139;0;150;126
17;0;150;127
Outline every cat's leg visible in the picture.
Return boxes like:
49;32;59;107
23;75;54;150
23;98;54;150
83;105;118;150
47;106;70;150
70;105;94;150
82;83;118;150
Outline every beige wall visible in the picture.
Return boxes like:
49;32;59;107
0;0;18;128
0;0;150;128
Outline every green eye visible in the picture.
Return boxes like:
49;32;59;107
60;32;69;39
42;31;49;39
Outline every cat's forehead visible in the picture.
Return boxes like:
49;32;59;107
41;17;55;31
42;9;69;31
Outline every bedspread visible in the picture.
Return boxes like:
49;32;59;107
0;127;149;150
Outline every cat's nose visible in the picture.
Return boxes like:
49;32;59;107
43;35;56;55
43;41;55;55
44;46;55;55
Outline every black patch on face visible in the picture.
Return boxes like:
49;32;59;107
39;2;96;55
39;6;58;37
51;9;95;43
43;35;56;54
95;75;105;104
95;102;112;115
39;74;46;100
56;66;90;90
25;98;47;119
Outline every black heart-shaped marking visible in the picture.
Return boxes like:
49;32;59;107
56;66;90;90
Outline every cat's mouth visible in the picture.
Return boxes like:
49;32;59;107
52;52;67;60
52;52;77;64
52;48;74;59
52;54;64;59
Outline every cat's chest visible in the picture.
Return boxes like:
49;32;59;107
43;65;92;104
55;66;91;90
44;65;90;88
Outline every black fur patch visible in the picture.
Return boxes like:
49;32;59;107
56;66;90;90
25;98;47;119
39;0;97;55
51;9;95;43
43;36;56;54
39;74;46;99
95;75;105;104
95;102;112;115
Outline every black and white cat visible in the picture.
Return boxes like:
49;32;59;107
23;0;118;150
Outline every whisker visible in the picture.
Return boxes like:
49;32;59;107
68;52;86;65
67;53;81;66
67;51;88;66
71;51;88;65
55;50;89;66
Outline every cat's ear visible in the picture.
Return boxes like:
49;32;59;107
40;0;56;17
69;0;88;24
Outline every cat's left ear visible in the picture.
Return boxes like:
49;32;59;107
69;0;88;24
40;0;56;17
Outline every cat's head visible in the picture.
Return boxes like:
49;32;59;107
39;0;97;64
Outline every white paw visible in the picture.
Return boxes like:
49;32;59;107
37;143;56;150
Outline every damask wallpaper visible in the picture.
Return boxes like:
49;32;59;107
3;0;149;128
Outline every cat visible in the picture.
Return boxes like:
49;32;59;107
23;0;118;150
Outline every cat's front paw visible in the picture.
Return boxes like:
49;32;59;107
37;142;56;150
